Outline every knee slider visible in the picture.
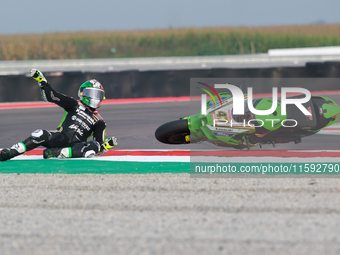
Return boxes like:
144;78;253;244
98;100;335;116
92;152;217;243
84;150;95;158
82;141;100;158
30;129;51;144
10;142;26;154
72;141;101;158
82;141;101;155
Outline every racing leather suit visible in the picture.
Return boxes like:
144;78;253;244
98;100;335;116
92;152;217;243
1;82;108;161
39;81;106;147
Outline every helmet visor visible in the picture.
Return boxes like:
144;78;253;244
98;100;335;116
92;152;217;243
82;87;105;101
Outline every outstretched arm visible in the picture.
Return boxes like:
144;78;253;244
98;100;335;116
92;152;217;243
30;69;78;111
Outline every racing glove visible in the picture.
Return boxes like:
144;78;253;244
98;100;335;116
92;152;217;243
100;136;118;153
30;69;47;85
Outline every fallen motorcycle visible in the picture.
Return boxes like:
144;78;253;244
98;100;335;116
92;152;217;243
155;92;340;150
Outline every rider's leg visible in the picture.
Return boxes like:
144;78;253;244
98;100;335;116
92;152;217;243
23;129;53;150
0;129;52;161
43;141;101;159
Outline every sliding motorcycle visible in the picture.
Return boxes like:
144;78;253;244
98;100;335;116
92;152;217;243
155;92;340;150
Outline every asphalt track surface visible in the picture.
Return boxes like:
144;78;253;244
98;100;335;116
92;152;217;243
1;96;340;254
1;94;340;150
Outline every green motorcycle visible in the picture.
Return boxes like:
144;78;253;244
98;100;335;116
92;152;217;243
155;93;340;150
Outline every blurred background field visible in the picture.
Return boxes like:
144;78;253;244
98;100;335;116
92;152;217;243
1;24;340;61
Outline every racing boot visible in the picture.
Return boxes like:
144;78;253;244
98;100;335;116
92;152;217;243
0;149;14;161
43;147;71;159
0;142;26;161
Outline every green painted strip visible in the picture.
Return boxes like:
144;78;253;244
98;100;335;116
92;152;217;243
0;160;190;174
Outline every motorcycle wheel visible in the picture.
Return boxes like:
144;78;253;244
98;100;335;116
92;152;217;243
155;120;190;144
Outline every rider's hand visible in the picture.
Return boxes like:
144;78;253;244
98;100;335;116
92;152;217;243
30;69;47;84
102;136;118;151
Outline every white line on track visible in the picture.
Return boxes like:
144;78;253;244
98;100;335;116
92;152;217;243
11;155;340;163
12;155;190;162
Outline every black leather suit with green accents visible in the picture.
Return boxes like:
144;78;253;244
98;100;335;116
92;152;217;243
24;82;107;156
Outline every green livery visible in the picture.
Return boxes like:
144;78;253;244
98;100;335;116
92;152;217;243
156;93;340;150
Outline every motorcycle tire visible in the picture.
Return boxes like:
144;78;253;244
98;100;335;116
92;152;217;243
155;119;190;144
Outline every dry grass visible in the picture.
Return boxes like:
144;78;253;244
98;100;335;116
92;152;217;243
0;24;339;60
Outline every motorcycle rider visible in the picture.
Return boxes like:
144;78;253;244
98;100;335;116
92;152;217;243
0;69;117;161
